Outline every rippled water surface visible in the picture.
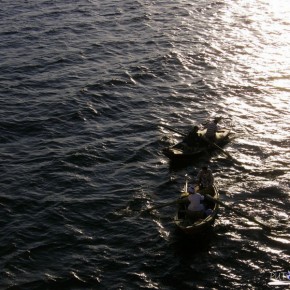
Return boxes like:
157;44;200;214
0;0;289;289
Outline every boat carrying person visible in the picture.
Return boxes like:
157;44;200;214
196;165;214;189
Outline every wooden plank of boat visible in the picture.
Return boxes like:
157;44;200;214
174;185;219;236
163;129;231;161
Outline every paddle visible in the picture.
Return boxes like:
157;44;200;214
142;175;189;213
203;138;241;164
141;197;186;213
160;124;187;137
184;173;189;193
204;193;271;230
160;124;240;164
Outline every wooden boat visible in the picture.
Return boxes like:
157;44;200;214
162;128;232;161
174;185;219;236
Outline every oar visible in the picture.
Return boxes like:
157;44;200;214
141;197;186;213
204;138;241;164
184;174;189;193
160;124;186;137
204;194;271;230
142;175;190;214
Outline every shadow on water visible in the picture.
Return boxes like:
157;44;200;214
168;154;212;172
171;227;216;257
159;228;220;289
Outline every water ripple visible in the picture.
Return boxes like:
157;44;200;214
0;0;289;289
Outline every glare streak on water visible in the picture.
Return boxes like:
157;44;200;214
0;0;289;289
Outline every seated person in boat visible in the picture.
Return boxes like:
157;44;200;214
204;117;222;142
182;126;201;148
186;185;205;219
196;165;214;190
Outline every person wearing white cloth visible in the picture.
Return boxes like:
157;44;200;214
186;185;205;218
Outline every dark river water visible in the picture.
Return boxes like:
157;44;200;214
0;0;289;289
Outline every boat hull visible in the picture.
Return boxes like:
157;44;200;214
174;185;219;237
163;129;231;161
